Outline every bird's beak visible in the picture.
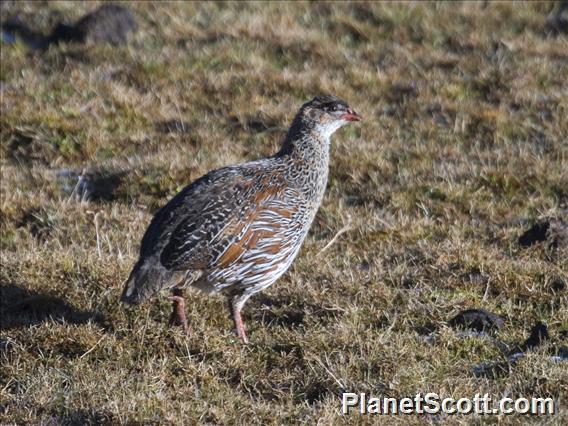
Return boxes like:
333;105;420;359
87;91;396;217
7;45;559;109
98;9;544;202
341;108;362;122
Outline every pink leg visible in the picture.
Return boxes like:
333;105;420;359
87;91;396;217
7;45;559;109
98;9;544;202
229;294;250;344
168;288;190;336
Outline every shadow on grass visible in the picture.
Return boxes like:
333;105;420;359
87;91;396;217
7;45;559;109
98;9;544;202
43;409;119;426
247;295;305;329
0;282;105;331
248;295;341;329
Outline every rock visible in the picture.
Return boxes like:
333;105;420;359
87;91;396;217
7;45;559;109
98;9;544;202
1;15;46;49
518;219;568;249
386;82;419;103
464;267;489;286
473;322;565;378
549;277;566;292
448;308;504;333
155;120;192;134
518;221;550;246
59;4;137;46
546;220;568;249
553;346;568;361
472;360;511;379
544;1;568;36
1;28;17;44
455;330;492;339
57;167;125;201
520;322;549;351
507;321;550;356
1;5;137;50
17;208;53;240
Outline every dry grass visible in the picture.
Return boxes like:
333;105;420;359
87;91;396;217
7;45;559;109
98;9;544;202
1;1;567;424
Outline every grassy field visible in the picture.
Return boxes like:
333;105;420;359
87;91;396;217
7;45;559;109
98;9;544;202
1;1;567;424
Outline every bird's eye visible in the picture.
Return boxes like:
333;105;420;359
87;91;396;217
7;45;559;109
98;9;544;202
329;105;338;112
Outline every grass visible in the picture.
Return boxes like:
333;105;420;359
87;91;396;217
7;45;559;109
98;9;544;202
1;1;567;424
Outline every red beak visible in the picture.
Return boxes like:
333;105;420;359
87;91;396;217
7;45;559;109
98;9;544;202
341;108;362;122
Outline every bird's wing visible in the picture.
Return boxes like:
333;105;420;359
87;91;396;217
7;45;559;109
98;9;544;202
206;185;303;275
158;179;247;270
151;164;301;272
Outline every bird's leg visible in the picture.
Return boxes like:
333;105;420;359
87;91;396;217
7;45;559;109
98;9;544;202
229;294;250;344
168;288;190;336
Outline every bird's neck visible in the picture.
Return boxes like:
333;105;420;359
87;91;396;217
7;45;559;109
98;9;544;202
277;117;331;164
277;118;331;201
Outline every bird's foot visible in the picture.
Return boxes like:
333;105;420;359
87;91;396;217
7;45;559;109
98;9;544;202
235;325;249;344
168;295;191;336
232;306;249;344
228;293;250;344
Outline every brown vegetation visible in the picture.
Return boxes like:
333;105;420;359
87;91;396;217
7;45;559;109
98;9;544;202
1;1;567;424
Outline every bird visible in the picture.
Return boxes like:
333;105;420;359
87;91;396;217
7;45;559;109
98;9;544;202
121;95;361;343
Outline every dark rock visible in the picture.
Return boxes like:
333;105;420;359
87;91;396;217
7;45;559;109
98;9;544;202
1;15;47;49
473;322;564;378
414;322;438;336
227;114;281;134
461;267;489;286
385;82;419;104
455;330;492;340
62;5;137;46
48;22;77;44
1;5;137;50
518;221;550;246
1;28;17;43
520;322;549;351
546;220;568;249
544;1;568;36
549;277;566;292
155;120;192;134
57;167;125;202
554;346;568;360
518;219;568;249
16;208;53;240
506;322;552;358
472;360;511;379
401;275;415;288
448;308;504;333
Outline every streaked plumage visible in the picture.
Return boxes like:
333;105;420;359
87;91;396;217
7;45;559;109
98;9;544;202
121;95;361;342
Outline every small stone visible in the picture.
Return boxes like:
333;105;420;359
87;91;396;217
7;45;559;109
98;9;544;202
555;346;568;360
472;360;511;379
448;308;504;333
401;275;415;288
53;5;137;46
546;220;568;249
467;270;489;286
57;167;125;202
507;322;551;356
518;222;550;246
155;120;192;134
1;5;137;50
549;277;566;292
544;2;568;36
518;219;568;249
520;322;549;351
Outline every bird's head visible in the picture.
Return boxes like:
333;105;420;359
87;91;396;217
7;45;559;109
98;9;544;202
298;95;361;138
